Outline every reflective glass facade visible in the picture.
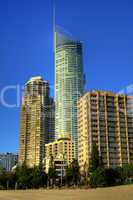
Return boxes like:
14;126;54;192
55;32;85;158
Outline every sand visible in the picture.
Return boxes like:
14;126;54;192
0;185;132;200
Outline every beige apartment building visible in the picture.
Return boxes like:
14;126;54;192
78;91;133;171
19;77;50;167
45;135;75;165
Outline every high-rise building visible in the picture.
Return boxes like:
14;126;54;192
48;97;55;143
0;153;18;172
19;76;49;167
78;91;133;170
55;31;85;158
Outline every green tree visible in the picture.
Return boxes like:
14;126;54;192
16;163;32;189
38;164;48;187
65;165;73;186
104;168;121;186
48;165;57;187
115;167;126;184
0;168;7;189
89;142;102;173
31;165;47;188
90;167;106;188
6;172;17;189
65;159;80;186
123;164;133;179
71;159;80;186
31;166;42;188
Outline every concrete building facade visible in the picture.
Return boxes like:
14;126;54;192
19;77;50;167
78;91;133;171
48;97;55;143
45;136;75;165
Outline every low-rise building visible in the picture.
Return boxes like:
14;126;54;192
45;135;75;165
45;155;68;179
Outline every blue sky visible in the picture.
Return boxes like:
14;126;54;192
0;0;132;152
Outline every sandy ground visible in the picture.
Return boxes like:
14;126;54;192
0;185;132;200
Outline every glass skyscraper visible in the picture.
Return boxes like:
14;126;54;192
55;31;85;158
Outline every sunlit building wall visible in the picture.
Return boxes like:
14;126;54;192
78;91;133;170
45;135;75;165
19;77;49;167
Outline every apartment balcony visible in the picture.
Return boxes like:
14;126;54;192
107;118;117;122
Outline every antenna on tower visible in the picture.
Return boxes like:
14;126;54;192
53;0;56;52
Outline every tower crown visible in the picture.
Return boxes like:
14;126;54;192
26;76;48;85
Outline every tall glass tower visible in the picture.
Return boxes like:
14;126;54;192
55;31;85;158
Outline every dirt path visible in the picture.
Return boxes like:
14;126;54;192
0;185;132;200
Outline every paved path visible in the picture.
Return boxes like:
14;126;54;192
0;185;133;200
